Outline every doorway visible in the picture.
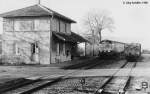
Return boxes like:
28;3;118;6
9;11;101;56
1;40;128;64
31;42;39;63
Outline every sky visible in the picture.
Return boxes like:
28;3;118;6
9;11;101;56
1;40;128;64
0;0;150;49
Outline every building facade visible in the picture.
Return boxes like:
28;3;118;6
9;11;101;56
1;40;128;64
0;4;87;64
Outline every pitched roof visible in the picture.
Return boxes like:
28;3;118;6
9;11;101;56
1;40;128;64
0;4;76;23
53;31;89;43
71;32;89;43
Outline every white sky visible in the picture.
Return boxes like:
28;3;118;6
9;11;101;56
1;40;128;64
0;0;150;49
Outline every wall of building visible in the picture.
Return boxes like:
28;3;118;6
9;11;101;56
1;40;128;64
2;17;51;64
50;17;72;63
51;36;71;63
2;17;73;64
51;18;71;34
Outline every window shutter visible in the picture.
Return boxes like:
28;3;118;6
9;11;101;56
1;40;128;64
35;42;39;53
0;42;2;54
14;43;19;55
31;43;36;54
63;43;66;55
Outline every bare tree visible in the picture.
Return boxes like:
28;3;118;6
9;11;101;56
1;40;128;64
83;10;115;42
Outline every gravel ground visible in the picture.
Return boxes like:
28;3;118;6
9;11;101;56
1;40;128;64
4;80;52;94
67;60;126;77
0;77;18;84
0;54;150;94
0;59;127;94
126;77;150;94
32;77;108;94
125;54;150;94
90;59;126;69
32;60;127;94
0;57;97;80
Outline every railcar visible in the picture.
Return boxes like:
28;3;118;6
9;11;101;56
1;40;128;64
124;43;141;61
99;40;141;60
99;40;125;59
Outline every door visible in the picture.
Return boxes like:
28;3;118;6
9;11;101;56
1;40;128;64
31;42;39;64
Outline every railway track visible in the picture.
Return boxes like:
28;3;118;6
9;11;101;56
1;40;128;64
3;58;105;94
95;61;137;94
1;59;128;94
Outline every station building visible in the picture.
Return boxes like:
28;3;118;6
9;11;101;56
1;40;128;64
0;4;87;64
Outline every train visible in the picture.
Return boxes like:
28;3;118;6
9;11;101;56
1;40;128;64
124;43;141;61
98;40;141;61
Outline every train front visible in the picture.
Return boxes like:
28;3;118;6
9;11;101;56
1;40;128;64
99;40;115;59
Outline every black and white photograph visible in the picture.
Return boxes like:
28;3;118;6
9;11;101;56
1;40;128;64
0;0;149;94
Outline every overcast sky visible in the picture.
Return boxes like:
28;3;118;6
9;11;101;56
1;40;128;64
0;0;150;49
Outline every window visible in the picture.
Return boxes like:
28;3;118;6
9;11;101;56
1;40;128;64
59;21;71;33
60;21;66;33
4;19;14;31
31;42;39;54
14;20;33;31
56;43;60;55
34;19;50;31
51;18;59;32
65;23;67;33
66;23;71;33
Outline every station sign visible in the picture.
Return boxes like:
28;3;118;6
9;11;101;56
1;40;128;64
142;82;148;89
